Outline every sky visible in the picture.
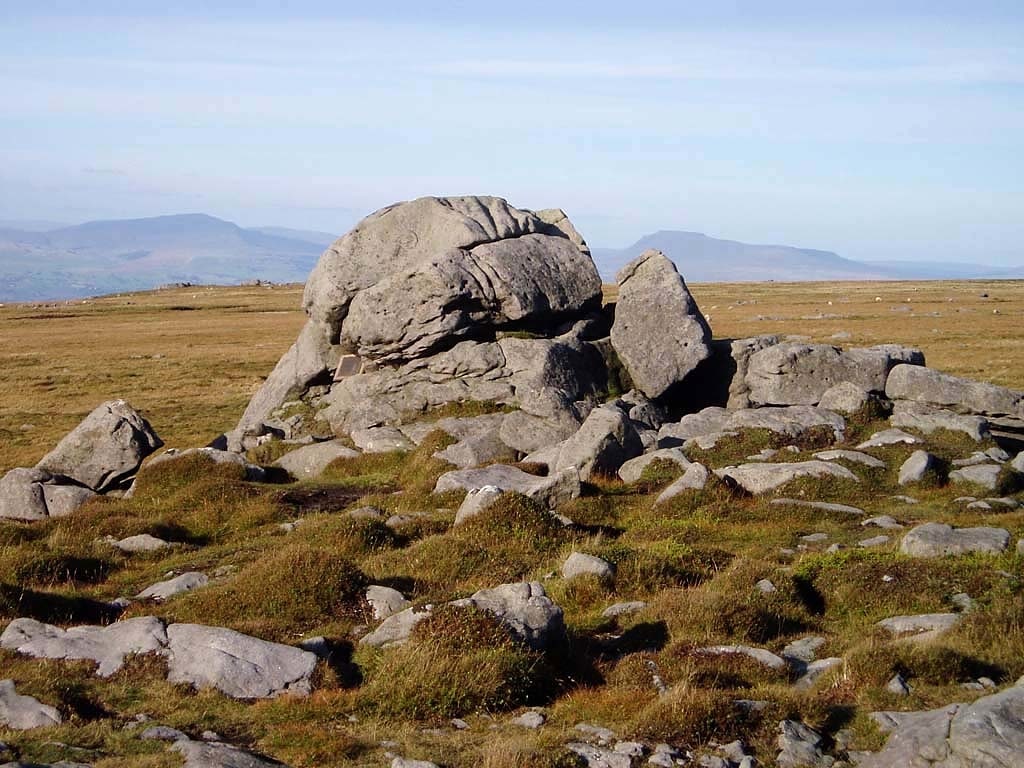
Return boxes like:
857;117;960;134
1;1;1022;264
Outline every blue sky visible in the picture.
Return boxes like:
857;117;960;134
2;1;1022;263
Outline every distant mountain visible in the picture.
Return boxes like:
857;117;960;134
249;226;338;247
592;230;1021;283
0;214;336;302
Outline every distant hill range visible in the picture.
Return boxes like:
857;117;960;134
1;215;1020;302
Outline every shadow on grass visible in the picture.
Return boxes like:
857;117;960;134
0;583;124;624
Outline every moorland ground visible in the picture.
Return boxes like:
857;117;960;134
0;280;1021;767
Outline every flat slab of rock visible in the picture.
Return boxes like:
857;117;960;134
610;249;711;399
601;601;647;619
617;448;690;483
862;515;904;530
898;450;939;486
769;498;865;515
856;428;922;449
697;645;788;671
435;465;580;509
715;461;858;495
886;364;1023;417
562;552;614;581
274;440;359;478
107;533;171;553
350;427;414;454
655;463;711;503
877;613;962;641
0;616;168;676
891;401;991;442
900;522;1010;557
35;399;163;492
817;381;872;414
660;405;845;446
949;463;1004;490
148;447;267;481
165;624;317;699
172;738;291;767
813;449;886;468
136;572;209;601
0;679;62;729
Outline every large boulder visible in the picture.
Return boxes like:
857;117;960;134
164;624;317;699
35;400;162;492
233;196;601;439
746;343;923;407
0;467;95;521
886;364;1024;417
274;440;360;479
609;250;711;399
553;405;643;481
890;401;992;441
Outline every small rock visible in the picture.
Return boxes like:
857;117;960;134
511;710;546;728
108;534;171;553
563;552;615;582
948;464;1005;491
877;613;961;641
602;601;647;619
756;579;777;594
856;429;921;449
0;679;63;729
136;572;208;601
859;535;891;548
898;450;940;486
886;673;911;696
951;593;975;613
140;725;188;741
365;585;411;621
862;515;903;530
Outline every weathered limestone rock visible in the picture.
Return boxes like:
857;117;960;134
877;613;962;641
697;645;788;671
562;552;615;582
359;607;431;648
0;616;168;677
776;720;834;768
35;400;162;492
610;250;711;399
0;679;62;729
449;582;564;650
553;405;643;481
948;463;1006;491
0;468;95;521
617;448;691;483
274;440;359;479
136;572;209;601
165;624;317;699
900;522;1010;557
435;465;580;509
655;463;711;504
812;449;887;468
856;428;922;449
659;405;845;446
350;426;413;453
725;336;782;409
365;585;411;620
172;738;292;768
453;485;505;525
147;448;267;482
891;401;991;442
746;343;923;407
108;533;170;553
885;364;1024;417
817;381;872;414
715;461;858;495
769;498;865;515
898;450;940;486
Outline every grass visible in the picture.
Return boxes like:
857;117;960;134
0;281;1021;766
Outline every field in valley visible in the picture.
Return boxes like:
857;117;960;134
0;279;1021;768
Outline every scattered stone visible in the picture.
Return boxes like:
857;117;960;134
0;468;96;521
856;428;921;449
562;552;615;582
107;534;171;553
885;364;1023;417
449;582;564;650
898;450;940;486
274;441;359;478
0;679;62;729
756;579;777;594
140;725;188;741
136;572;208;601
575;723;617;744
617;448;691;484
886;673;911;696
390;759;440;768
776;719;834;768
359;607;431;649
0;616;168;677
435;465;580;509
877;613;961;641
812;449;886;468
793;658;843;690
715;461;858;495
782;636;826;665
610;249;711;399
655;463;711;503
147;447;267;481
948;463;1004;491
172;738;292;767
453;485;505;525
165;624;317;699
511;710;546;729
770;498;865;515
35;399;163;492
365;586;411;620
801;533;829;543
565;742;632;768
890;494;919;504
900;522;1010;557
602;601;647;619
859;535;890;548
346;506;384;520
697;645;788;671
951;593;976;613
891;401;991;441
817;381;872;414
862;516;903;530
350;427;413;454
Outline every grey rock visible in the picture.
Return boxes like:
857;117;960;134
433;426;516;469
435;464;580;509
148;448;267;482
0;468;95;521
901;522;1010;557
562;552;615;582
859;535;891;548
891;494;920;504
885;364;1024;417
610;249;711;399
898;450;940;486
601;601;647;619
350;427;413;454
365;586;411;621
662;405;846;446
877;613;962;642
575;722;617;744
165;624;317;699
756;579;777;594
655;463;711;503
856;428;922;449
511;710;546;728
782;636;826;664
108;534;170;553
951;593;976;613
565;743;632;768
793;657;843;690
172;738;290;767
554;405;643;481
390;760;440;768
658;407;730;443
862;516;904;530
617;448;691;484
747;343;922;407
35;400;162;492
801;533;830;543
0;616;168;677
453;485;505;525
359;607;432;648
715;461;858;495
140;725;188;741
136;572;209;601
274;441;359;479
697;645;788;671
0;679;62;729
891;401;991;442
817;381;872;414
886;673;911;696
770;498;866;515
812;449;887;468
449;582;564;650
948;463;1005;491
776;719;834;768
723;335;783;409
1013;451;1024;473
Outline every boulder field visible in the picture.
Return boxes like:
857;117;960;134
1;195;1023;767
